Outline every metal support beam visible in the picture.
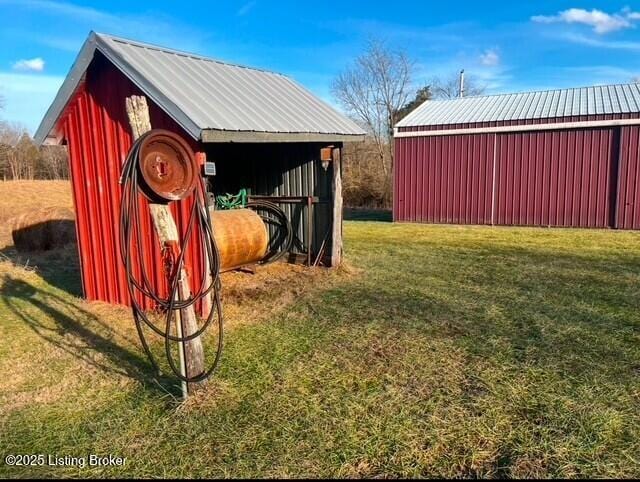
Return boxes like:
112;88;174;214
394;117;640;138
202;130;364;143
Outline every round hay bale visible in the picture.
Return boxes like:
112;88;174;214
10;207;76;252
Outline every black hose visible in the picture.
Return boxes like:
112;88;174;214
246;199;293;264
119;132;223;384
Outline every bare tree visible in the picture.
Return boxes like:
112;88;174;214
332;38;414;179
0;122;69;180
395;86;432;122
0;121;24;146
0;122;22;180
431;71;486;99
40;145;69;180
0;122;41;180
632;76;640;84
342;140;392;208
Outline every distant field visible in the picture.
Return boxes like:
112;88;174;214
0;181;73;248
1;181;639;478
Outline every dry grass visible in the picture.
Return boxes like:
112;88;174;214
0;181;73;249
9;207;75;252
221;261;359;330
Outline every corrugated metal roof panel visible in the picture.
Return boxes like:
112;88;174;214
397;83;640;128
102;33;365;136
35;32;365;144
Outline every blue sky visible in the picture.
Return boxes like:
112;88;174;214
1;0;640;133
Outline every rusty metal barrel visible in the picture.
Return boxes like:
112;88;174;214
210;208;268;271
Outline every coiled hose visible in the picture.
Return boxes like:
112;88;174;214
119;132;223;384
246;199;294;265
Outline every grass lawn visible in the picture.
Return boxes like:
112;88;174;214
1;211;639;477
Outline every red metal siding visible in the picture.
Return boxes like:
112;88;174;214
394;134;494;224
394;126;639;229
494;129;614;227
617;126;640;229
59;53;205;310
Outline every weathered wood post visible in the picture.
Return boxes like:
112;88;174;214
196;151;214;319
331;146;343;267
126;95;206;396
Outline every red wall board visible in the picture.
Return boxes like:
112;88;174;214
59;53;205;310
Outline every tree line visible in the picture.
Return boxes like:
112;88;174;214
332;39;485;209
0;96;69;181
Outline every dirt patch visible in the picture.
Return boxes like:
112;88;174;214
220;261;359;329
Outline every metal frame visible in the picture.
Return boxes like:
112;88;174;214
202;130;363;143
394;117;640;139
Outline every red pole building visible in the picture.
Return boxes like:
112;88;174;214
394;84;640;229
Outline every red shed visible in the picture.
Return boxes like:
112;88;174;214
394;84;640;229
34;32;364;309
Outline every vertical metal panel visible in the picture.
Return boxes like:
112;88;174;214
494;128;613;227
394;135;494;224
395;126;627;228
63;102;92;300
59;53;204;311
393;140;400;221
617;126;640;229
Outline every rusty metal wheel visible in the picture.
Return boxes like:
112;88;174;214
137;129;198;203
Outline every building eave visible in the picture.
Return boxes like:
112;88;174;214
202;130;365;143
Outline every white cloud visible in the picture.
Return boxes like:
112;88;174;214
532;8;635;34
237;1;256;16
560;65;640;86
1;0;209;54
12;57;45;72
479;49;500;66
471;67;512;92
562;32;640;51
12;0;110;23
622;7;640;20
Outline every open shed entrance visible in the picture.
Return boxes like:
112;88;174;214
205;142;339;267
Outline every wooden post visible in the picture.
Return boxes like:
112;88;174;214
307;195;313;267
195;151;213;319
126;95;206;396
330;146;343;267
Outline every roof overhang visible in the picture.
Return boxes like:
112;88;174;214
33;37;94;145
202;130;364;143
34;32;201;145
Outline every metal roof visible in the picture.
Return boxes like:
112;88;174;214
396;83;640;128
35;32;365;144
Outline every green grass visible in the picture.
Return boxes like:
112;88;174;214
1;222;639;478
